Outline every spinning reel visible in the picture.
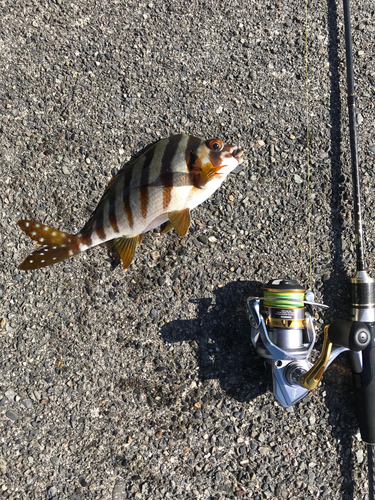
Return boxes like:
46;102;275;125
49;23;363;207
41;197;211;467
247;278;372;408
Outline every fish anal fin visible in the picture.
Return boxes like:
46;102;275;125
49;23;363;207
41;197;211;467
113;236;140;270
160;220;174;234
168;208;191;237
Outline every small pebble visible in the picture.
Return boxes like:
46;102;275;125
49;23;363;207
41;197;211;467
47;486;57;498
21;398;33;409
151;250;160;260
149;308;158;319
197;234;208;245
5;410;18;421
5;388;17;401
50;456;59;467
356;450;364;464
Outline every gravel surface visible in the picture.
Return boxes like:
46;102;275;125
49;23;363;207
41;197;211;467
1;0;375;499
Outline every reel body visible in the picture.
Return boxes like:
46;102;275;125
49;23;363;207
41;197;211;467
248;279;316;406
248;278;371;407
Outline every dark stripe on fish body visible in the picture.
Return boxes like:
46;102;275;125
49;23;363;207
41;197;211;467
80;229;93;247
108;185;120;233
139;143;156;218
185;135;203;171
160;134;183;208
95;206;107;241
123;163;134;228
209;151;224;167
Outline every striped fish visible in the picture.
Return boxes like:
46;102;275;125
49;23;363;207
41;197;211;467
17;134;243;271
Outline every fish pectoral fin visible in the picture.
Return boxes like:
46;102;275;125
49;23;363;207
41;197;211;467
196;162;226;188
113;236;140;270
168;208;191;237
160;220;174;234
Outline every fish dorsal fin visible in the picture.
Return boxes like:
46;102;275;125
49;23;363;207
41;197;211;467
168;208;191;237
196;162;225;188
104;175;117;193
113;236;141;270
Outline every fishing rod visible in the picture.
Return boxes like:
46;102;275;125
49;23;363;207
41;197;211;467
247;0;375;496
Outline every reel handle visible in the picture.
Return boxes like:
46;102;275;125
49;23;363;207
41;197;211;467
300;325;332;390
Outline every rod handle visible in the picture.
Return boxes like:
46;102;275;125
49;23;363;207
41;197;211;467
353;325;375;444
327;320;371;351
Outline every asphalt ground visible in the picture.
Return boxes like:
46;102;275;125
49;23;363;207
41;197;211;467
1;0;375;499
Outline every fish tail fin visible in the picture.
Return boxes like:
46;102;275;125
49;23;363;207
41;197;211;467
17;220;81;270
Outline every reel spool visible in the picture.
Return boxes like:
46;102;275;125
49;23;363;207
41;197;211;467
259;279;309;357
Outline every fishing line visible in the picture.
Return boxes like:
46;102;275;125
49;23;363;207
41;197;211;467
305;0;312;291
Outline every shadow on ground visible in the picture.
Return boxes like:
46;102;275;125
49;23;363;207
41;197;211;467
320;1;362;497
161;279;270;402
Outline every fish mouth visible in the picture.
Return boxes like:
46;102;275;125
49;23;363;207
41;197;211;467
231;146;244;164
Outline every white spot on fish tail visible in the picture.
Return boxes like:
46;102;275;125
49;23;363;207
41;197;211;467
41;260;45;263
44;227;49;231
35;224;40;228
69;250;73;256
29;259;33;263
39;238;44;242
62;233;66;238
53;246;57;250
52;231;57;236
31;232;37;236
68;238;71;243
53;257;56;260
40;253;44;256
25;222;29;227
61;244;66;248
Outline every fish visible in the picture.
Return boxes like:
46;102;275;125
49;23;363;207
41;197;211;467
17;133;244;271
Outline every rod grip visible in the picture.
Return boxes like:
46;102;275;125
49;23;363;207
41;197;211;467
353;325;375;444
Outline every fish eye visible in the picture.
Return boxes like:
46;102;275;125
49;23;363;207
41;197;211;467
207;139;223;151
